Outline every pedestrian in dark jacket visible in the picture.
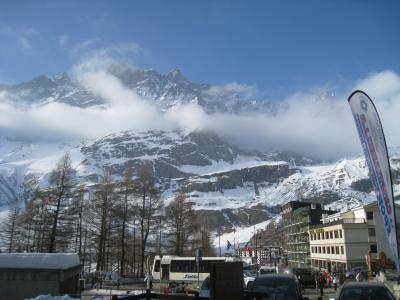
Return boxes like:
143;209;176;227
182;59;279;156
318;273;325;296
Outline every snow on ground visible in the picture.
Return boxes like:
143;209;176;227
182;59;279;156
163;181;259;210
83;289;145;296
25;295;79;300
0;209;8;220
179;155;287;176
298;163;337;176
0;139;85;189
164;156;380;210
213;219;273;251
256;173;303;206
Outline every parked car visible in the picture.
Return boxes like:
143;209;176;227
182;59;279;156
248;274;309;300
244;270;256;289
329;281;396;300
258;266;276;275
345;267;367;279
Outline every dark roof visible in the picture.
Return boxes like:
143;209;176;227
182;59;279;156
0;253;80;270
342;281;386;288
255;274;296;281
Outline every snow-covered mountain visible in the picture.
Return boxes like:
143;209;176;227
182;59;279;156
1;128;399;232
0;67;277;114
1;68;399;232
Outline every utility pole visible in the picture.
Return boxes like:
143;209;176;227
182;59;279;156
159;214;162;255
233;227;236;255
218;227;221;256
133;218;136;278
255;231;258;266
253;223;257;265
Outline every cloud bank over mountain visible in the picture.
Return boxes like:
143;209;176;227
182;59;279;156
0;56;399;160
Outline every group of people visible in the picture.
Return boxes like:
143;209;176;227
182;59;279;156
317;272;341;296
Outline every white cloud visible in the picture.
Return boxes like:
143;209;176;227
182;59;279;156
166;71;400;159
0;52;399;160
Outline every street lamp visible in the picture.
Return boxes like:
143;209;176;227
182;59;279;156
159;206;166;256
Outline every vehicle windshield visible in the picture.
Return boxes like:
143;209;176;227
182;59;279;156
339;286;394;300
244;270;257;277
252;278;297;300
259;268;275;274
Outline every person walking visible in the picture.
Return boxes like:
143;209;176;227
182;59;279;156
318;273;325;297
333;273;340;291
297;274;303;290
356;270;364;282
144;272;153;290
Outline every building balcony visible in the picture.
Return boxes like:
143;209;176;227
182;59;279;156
287;231;309;236
310;218;365;229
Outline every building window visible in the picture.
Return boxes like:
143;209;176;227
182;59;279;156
336;246;339;254
341;246;344;254
367;211;374;220
323;247;326;254
318;247;321;253
322;232;325;240
327;247;330;254
334;230;338;238
339;229;343;238
325;232;329;239
370;244;377;253
330;231;333;239
368;228;376;237
331;246;335;254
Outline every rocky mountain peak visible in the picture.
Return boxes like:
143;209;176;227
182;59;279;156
166;68;186;81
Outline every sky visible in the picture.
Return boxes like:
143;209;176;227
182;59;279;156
0;1;400;160
1;0;400;99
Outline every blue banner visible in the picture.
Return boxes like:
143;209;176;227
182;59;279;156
348;90;399;271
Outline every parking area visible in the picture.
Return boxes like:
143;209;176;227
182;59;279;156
302;287;339;300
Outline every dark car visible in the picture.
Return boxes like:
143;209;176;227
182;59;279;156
285;267;316;288
345;267;368;279
331;281;396;300
248;274;309;300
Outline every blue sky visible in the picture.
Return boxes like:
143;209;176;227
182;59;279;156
0;0;399;99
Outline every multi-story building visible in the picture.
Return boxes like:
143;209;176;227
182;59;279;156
309;201;400;273
282;201;335;268
237;246;284;265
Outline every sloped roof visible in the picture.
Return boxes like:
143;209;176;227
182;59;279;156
0;253;80;270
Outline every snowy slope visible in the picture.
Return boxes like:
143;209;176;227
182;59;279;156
213;219;273;252
1;131;396;214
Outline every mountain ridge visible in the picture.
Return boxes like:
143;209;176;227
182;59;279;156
0;67;398;232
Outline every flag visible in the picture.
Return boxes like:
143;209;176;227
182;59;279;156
348;90;399;271
227;240;232;250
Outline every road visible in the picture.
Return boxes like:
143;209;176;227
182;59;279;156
302;287;339;300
